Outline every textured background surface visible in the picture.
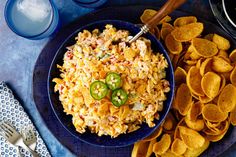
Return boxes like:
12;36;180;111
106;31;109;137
0;0;236;156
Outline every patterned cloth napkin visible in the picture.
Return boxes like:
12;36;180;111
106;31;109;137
0;82;50;157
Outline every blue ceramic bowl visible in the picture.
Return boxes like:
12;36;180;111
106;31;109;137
47;20;174;147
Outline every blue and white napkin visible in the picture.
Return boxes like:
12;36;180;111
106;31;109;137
0;82;51;157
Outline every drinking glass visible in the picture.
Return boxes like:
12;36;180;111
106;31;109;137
4;0;60;40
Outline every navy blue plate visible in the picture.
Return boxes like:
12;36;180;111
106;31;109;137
33;5;236;157
47;20;174;147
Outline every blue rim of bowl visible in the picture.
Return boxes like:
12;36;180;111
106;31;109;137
47;19;174;147
73;0;100;4
72;0;107;8
222;0;236;28
4;0;57;39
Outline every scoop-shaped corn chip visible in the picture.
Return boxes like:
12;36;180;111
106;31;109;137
146;139;156;157
160;16;172;25
229;49;236;63
199;95;214;104
175;84;192;115
185;60;197;65
174;67;187;86
200;58;212;76
171;22;204;42
187;101;203;121
203;125;222;136
132;141;150;157
162;150;182;157
202;104;228;122
187;66;205;96
230;66;236;86
132;14;236;157
174;16;197;27
212;34;230;50
140;9;171;24
189;51;201;60
220;119;230;131
196;59;203;69
192;93;200;100
158;16;172;25
205;120;221;129
161;28;174;40
140;9;157;23
153;134;171;155
143;126;163;141
219;74;226;94
192;38;218;58
219;55;231;63
174;127;181;141
165;34;183;54
204;33;214;41
183;139;210;157
218;84;236;112
162;22;174;29
191;52;201;61
217;50;229;58
230;105;236;126
185;117;205;131
203;119;224;134
212;56;233;73
171;138;187;156
179;126;205;149
163;118;172;131
163;113;177;131
205;120;229;142
201;72;221;99
205;131;227;142
161;22;174;40
174;118;185;139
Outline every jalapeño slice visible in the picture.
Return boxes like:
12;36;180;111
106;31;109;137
90;81;108;100
105;72;122;90
111;89;128;107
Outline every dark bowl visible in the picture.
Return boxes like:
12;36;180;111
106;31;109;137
222;0;236;28
47;20;174;147
209;0;236;39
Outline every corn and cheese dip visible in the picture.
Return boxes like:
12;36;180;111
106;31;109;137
53;25;170;138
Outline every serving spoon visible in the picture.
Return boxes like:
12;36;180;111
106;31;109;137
129;0;187;43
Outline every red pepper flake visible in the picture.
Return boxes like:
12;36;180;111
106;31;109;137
66;51;73;59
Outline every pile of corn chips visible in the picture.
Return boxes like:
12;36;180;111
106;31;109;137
132;9;236;157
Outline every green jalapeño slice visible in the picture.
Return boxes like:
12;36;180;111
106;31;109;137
105;72;122;90
90;81;108;100
111;89;128;107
